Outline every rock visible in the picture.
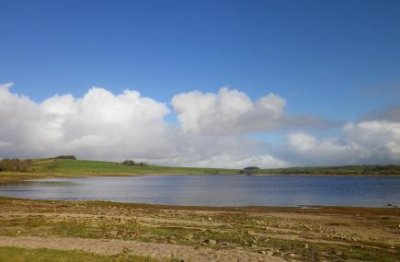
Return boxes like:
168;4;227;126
304;243;309;249
168;239;177;244
289;253;296;258
259;250;266;255
266;251;274;256
251;244;257;248
184;234;193;240
204;239;217;245
273;251;280;256
207;217;212;221
247;230;255;235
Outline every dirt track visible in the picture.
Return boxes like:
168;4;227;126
0;236;284;262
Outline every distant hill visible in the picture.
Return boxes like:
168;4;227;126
1;158;400;176
29;159;238;175
253;165;400;176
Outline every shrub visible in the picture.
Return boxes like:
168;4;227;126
0;158;33;172
54;155;77;160
240;166;260;175
122;160;147;166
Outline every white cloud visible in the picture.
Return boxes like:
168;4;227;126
171;87;287;134
0;83;171;160
0;83;288;168
178;154;288;169
287;120;400;165
344;120;400;159
1;83;400;168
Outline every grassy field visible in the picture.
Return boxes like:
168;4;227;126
31;159;238;176
0;159;238;184
29;159;400;176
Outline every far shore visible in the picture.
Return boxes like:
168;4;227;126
1;158;400;185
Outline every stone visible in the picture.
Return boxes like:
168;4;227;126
247;230;255;235
205;239;217;245
168;239;177;244
184;234;193;240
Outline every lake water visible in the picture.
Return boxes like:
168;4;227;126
0;175;399;207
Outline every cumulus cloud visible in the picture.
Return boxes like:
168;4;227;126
287;120;400;165
281;84;400;166
287;132;364;165
0;83;171;160
344;120;400;159
0;83;288;168
172;87;319;135
1;82;400;168
186;154;287;169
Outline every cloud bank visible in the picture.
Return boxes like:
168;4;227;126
287;120;400;165
1;83;400;168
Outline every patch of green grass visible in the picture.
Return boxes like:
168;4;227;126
0;246;160;262
0;159;238;184
32;159;238;176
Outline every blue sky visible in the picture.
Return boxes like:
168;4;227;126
1;0;400;167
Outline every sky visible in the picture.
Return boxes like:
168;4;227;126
1;0;400;168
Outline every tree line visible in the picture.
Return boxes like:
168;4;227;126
122;160;148;166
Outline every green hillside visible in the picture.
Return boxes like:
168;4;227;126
1;158;400;185
31;159;238;175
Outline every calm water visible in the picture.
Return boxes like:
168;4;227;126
0;175;399;207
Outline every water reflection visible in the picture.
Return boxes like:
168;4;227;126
0;175;399;207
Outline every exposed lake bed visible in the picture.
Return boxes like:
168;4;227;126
0;197;399;261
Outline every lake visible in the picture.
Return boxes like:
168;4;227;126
0;175;399;207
